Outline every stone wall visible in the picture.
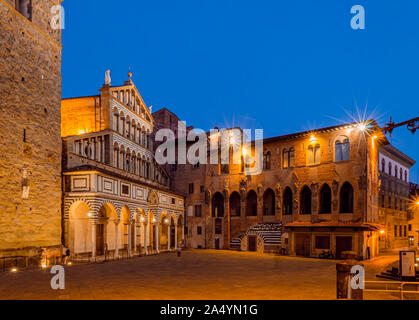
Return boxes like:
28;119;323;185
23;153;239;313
0;0;62;258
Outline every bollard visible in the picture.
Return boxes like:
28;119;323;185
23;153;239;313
336;261;364;300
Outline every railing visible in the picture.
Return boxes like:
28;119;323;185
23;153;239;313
363;281;419;300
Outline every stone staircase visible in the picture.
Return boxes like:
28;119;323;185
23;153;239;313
230;223;283;250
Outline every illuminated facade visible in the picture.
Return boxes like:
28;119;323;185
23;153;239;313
378;145;415;250
61;73;185;261
154;115;397;260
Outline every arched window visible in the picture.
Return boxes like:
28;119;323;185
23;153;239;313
342;139;349;160
283;187;293;215
289;148;295;167
340;182;354;213
300;186;312;214
246;190;258;216
335;139;350;161
308;144;320;165
395;165;398;178
283;149;289;168
388;162;392;176
400;168;403;180
319;184;332;214
264;151;271;170
263;189;275;216
229;192;241;217
404;170;407;182
381;158;385;172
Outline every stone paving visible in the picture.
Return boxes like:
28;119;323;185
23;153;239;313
0;250;399;300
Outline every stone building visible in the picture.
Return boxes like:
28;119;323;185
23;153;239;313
153;111;394;260
408;183;419;249
61;72;185;261
377;145;415;250
0;0;63;261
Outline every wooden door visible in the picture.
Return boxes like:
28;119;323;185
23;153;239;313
295;234;311;257
336;236;352;259
96;224;105;256
248;236;257;252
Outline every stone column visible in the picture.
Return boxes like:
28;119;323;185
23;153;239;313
133;221;137;255
144;221;148;255
156;222;160;253
128;221;132;257
167;223;171;251
115;221;119;259
91;220;97;261
174;223;178;249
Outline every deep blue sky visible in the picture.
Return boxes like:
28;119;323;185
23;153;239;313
62;0;419;183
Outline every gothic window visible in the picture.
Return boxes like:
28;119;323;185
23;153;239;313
229;192;241;217
16;0;32;21
340;182;354;213
264;151;271;170
246;190;257;216
300;185;312;215
308;144;320;165
319;184;332;214
263;189;275;216
289;148;295;167
283;149;289;168
283;187;293;215
335;139;350;162
212;192;224;217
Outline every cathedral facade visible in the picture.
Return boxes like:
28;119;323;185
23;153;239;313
61;73;185;261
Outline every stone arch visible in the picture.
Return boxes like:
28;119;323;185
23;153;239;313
212;192;225;217
159;210;170;250
319;183;332;214
119;206;131;250
68;201;92;255
229;191;241;217
340;182;354;213
300;185;312;214
263;188;275;216
246;189;258;216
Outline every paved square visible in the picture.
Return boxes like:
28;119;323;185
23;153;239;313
0;250;398;300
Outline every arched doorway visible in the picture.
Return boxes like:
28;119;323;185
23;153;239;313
340;182;354;213
263;188;275;216
246;190;257;216
177;215;183;247
229;192;241;217
68;201;91;255
170;216;176;250
120;206;130;253
283;187;293;215
212;192;224;217
319;184;332;214
103;203;118;253
159;212;169;251
300;185;312;215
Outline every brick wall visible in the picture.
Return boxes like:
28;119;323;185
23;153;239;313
0;0;62;257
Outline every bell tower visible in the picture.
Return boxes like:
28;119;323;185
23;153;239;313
0;0;63;261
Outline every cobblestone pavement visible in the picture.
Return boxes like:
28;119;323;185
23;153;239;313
0;250;399;300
